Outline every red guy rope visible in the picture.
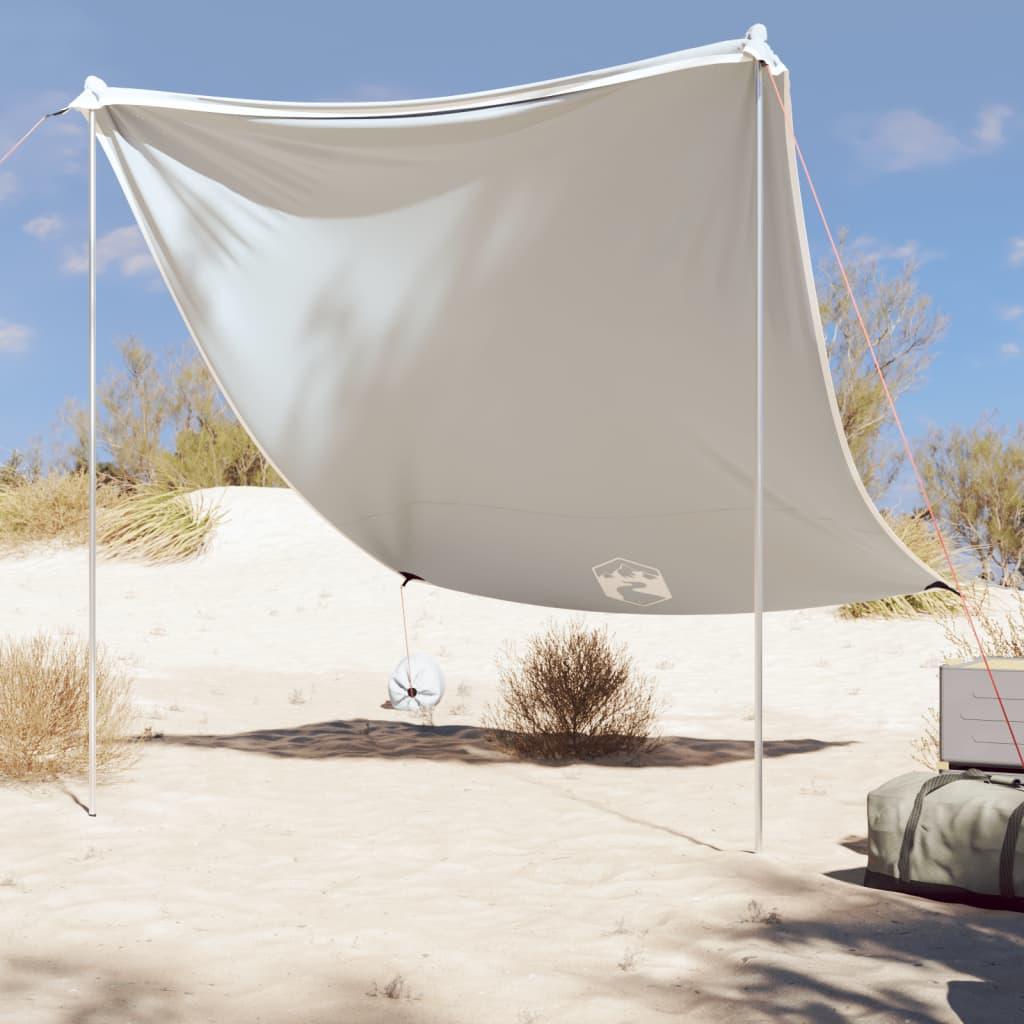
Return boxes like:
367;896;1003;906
0;115;48;167
766;70;1024;768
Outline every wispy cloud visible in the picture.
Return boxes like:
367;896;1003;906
845;103;1012;173
974;104;1013;146
848;235;940;266
0;322;31;354
1000;305;1024;320
0;172;15;200
62;226;155;277
1011;238;1024;266
23;214;62;239
1000;342;1021;358
848;110;963;172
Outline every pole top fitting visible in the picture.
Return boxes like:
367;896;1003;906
69;77;108;113
742;25;784;74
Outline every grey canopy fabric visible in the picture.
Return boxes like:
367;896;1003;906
70;32;937;613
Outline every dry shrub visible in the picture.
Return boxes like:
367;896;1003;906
0;472;94;549
0;634;135;781
98;488;221;563
839;513;961;620
942;584;1024;661
0;474;220;563
911;706;940;771
486;621;659;760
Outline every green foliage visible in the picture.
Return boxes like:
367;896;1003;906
818;238;947;502
162;420;282;488
100;338;172;483
60;338;283;489
917;421;1024;587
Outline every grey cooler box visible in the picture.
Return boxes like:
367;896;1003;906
940;658;1024;772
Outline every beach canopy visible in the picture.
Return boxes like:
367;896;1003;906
69;31;937;614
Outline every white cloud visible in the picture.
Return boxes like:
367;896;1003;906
848;102;1012;172
62;226;156;277
974;104;1013;146
0;172;15;200
0;322;31;353
1000;305;1024;320
1011;238;1024;266
848;235;939;266
852;109;963;172
1000;342;1021;358
23;214;62;239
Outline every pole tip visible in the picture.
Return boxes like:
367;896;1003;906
83;76;108;97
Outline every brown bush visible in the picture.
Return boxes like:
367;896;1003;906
486;621;659;760
0;634;135;781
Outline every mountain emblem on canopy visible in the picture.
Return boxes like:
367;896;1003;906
592;558;672;607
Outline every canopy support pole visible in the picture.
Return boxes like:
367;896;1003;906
87;108;97;817
753;59;765;854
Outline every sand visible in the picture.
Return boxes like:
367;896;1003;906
2;486;1022;1023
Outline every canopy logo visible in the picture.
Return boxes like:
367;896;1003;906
592;558;672;607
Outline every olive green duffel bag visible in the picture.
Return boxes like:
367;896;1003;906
866;769;1024;911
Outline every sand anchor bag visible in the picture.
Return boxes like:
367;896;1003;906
866;769;1024;910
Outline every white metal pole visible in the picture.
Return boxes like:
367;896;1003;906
87;108;97;817
753;60;765;853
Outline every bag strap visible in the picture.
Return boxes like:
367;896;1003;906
999;790;1024;898
898;770;990;881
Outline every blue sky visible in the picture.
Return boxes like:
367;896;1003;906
1;1;1021;490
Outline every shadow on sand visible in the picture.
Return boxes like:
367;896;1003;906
592;864;1024;1023
156;719;848;768
0;955;448;1024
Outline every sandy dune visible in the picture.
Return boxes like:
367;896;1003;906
2;487;1022;1023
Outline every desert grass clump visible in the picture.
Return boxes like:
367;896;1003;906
486;621;659;761
0;472;94;549
0;634;134;781
838;513;961;620
98;487;221;563
367;974;410;1000
942;584;1024;662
